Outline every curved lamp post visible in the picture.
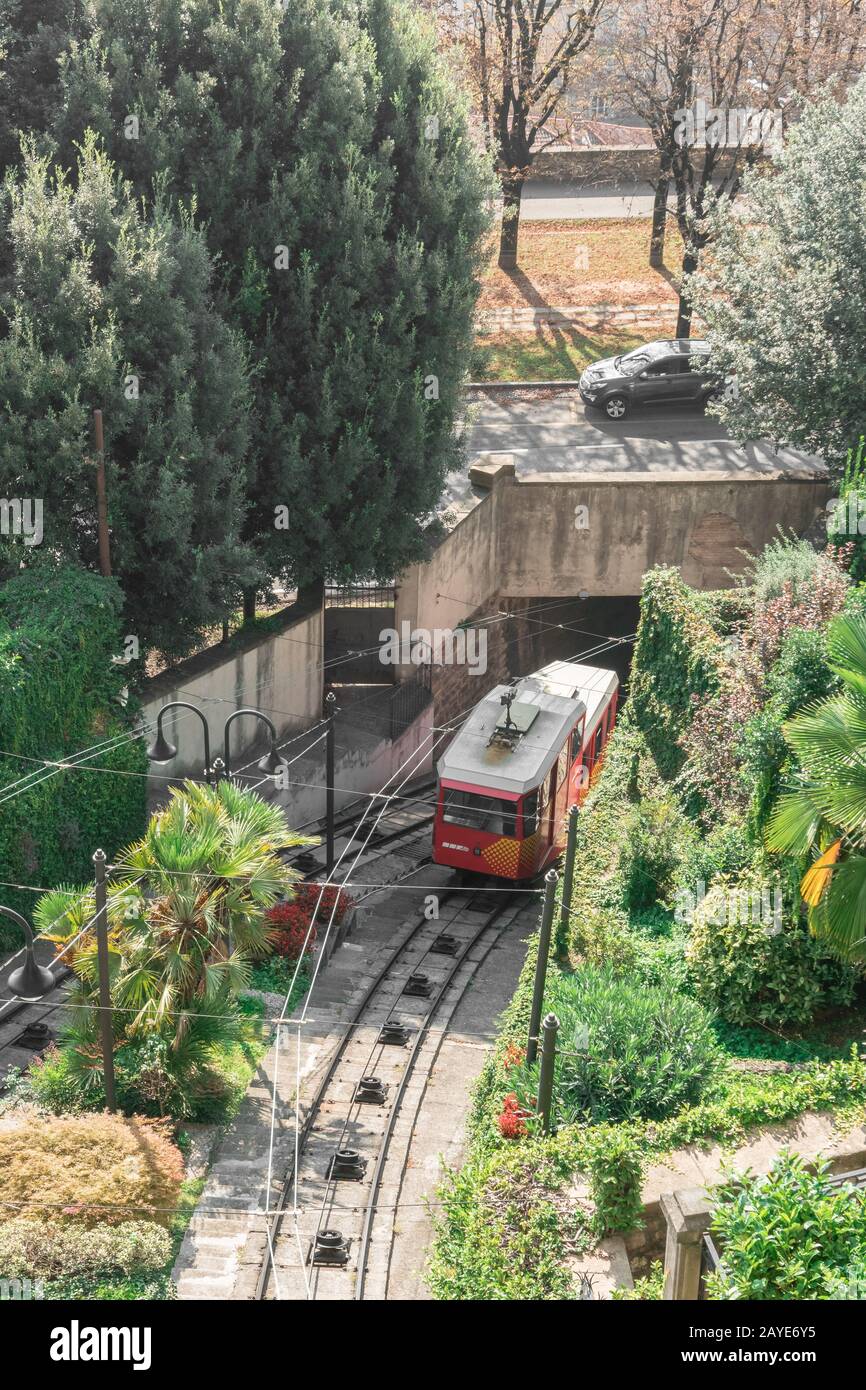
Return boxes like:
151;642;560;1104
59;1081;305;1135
147;701;286;783
147;700;212;780
223;708;285;779
0;906;54;1001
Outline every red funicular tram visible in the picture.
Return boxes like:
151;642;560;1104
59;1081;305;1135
432;661;619;881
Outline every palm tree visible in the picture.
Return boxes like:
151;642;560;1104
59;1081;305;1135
766;611;866;962
36;780;315;1089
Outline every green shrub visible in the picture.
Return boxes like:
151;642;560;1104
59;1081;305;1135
616;794;690;912
569;904;639;973
764;626;837;716
707;1152;866;1300
431;1052;866;1301
0;1108;183;1227
612;1260;664;1300
512;966;723;1127
0;560;146;926
0;1218;170;1282
587;1128;644;1235
686;868;857;1028
738;531;837;605
670;817;754;904
628;568;727;780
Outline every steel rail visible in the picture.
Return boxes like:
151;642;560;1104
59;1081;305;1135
253;875;465;1300
352;893;517;1301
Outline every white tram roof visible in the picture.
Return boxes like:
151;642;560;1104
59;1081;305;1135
437;661;619;797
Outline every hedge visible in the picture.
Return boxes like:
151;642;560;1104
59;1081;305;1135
0;561;146;933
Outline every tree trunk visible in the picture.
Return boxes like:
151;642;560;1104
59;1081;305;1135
242;587;257;624
675;247;699;338
649;177;669;268
498;175;525;270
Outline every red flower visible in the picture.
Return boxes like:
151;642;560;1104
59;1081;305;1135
497;1091;529;1139
265;884;354;962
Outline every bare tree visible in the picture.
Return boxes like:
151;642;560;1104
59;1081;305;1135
615;0;866;330
452;0;607;269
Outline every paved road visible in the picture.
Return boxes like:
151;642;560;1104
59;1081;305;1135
520;176;665;220
442;396;824;516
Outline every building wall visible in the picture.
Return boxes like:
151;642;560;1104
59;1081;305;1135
140;591;324;790
139;588;434;827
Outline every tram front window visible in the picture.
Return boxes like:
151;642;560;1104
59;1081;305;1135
442;788;517;835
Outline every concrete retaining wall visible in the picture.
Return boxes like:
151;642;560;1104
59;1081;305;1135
531;144;742;185
139;586;433;827
396;458;830;641
140;590;324;791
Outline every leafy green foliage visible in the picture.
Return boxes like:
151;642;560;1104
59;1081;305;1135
686;76;866;464
0;1218;170;1282
510;967;722;1128
767;610;866;961
628;568;731;779
686;867;855;1027
0;559;146;927
616;793;691;913
587;1128;644;1235
612;1261;664;1300
46;0;492;602
0;137;255;656
708;1152;866;1300
31;780;308;1117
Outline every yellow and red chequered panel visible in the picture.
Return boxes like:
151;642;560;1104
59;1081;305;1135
481;836;520;877
481;832;542;878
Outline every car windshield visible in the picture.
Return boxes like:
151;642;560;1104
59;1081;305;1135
616;350;652;377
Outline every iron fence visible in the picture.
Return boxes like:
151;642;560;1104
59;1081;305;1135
389;664;433;739
325;583;396;608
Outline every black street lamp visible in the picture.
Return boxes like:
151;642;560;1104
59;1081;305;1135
147;700;212;780
223;707;286;779
0;906;54;1001
147;701;287;783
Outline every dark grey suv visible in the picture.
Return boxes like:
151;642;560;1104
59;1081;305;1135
578;338;715;420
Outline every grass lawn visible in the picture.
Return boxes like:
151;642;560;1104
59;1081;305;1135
479;217;683;311
470;325;649;382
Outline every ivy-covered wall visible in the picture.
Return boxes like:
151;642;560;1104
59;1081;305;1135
627;567;743;779
0;562;147;938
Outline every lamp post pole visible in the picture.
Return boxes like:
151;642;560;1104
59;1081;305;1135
147;703;286;786
92;850;117;1113
527;868;558;1066
222;708;282;778
147;700;212;782
325;691;337;874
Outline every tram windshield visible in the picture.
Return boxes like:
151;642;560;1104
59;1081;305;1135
441;787;518;835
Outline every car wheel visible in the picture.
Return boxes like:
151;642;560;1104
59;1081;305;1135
603;395;628;420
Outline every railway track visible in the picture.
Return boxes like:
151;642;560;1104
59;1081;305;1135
283;777;437;880
255;881;523;1301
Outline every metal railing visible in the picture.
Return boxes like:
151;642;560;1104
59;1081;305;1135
389;664;432;739
325;583;396;608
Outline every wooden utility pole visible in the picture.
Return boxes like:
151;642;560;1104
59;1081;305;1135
93;409;112;577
